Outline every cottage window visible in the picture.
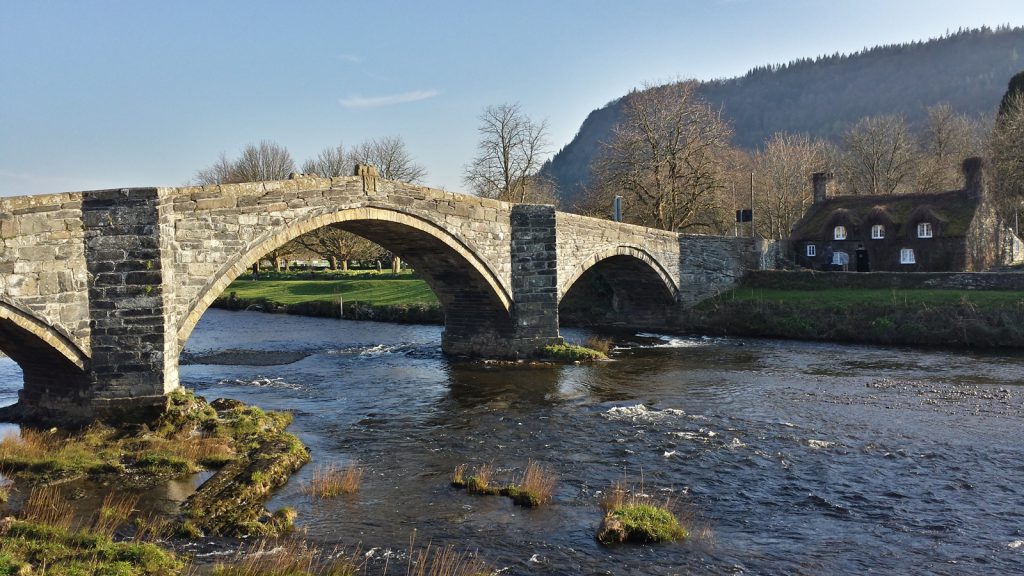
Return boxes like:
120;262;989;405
871;224;885;239
806;244;816;257
834;225;847;240
832;251;849;267
900;248;916;264
917;222;933;238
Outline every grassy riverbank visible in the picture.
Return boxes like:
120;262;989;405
687;286;1024;347
213;270;442;323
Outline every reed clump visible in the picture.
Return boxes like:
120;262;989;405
303;462;364;498
500;460;557;507
91;492;140;538
585;335;614;355
209;533;494;576
452;461;557;507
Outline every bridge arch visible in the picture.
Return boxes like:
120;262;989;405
0;299;90;414
0;299;89;370
176;205;515;355
559;245;679;329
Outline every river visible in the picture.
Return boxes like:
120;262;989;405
2;309;1023;574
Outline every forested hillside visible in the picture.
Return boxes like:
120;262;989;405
544;26;1024;204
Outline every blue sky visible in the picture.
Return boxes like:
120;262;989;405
1;0;1022;196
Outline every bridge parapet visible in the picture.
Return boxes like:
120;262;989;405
0;192;90;351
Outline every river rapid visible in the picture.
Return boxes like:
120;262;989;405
2;309;1023;574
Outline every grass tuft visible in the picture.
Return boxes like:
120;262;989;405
91;492;140;538
502;460;557;507
540;343;607;362
22;486;75;531
454;461;557;507
585;335;614;355
464;463;499;496
303;463;364;498
451;463;467;488
596;480;688;545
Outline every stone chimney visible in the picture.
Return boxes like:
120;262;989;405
812;172;834;203
962;156;986;196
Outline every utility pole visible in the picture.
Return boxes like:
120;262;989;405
732;184;737;237
749;171;756;238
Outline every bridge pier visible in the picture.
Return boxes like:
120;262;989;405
508;205;562;352
440;205;562;357
79;188;178;422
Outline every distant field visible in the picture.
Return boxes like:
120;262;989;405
224;277;437;307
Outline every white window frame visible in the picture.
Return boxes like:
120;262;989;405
917;222;933;238
834;225;847;240
900;248;916;264
806;244;816;257
871;224;885;239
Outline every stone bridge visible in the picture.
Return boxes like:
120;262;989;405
0;168;761;423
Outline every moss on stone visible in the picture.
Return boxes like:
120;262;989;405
178;405;310;537
1;388;311;539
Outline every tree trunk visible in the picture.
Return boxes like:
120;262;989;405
341;259;349;272
329;256;338;270
392;256;401;274
274;257;282;273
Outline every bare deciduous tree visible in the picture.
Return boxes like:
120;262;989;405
840;115;917;195
194;141;296;185
464;103;551;203
353;136;427;183
752;132;829;239
294;227;376;271
916;103;984;192
229;141;296;183
301;144;353;178
593;82;733;232
193;152;235;186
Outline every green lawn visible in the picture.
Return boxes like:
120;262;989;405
224;278;437;306
714;287;1024;309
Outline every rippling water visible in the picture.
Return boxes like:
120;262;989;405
3;309;1024;574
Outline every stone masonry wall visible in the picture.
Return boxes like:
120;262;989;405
677;236;758;305
0;192;90;353
509;205;561;348
162;174;515;348
555;213;682;300
82;188;174;417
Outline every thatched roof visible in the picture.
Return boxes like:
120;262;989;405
790;188;981;242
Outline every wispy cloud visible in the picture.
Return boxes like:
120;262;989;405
338;89;440;109
336;54;362;64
